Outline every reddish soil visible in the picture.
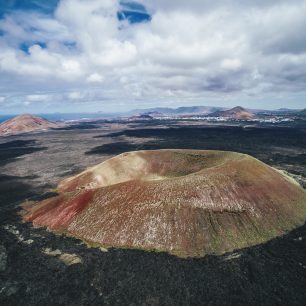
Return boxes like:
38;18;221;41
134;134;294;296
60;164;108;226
21;150;306;257
0;114;60;136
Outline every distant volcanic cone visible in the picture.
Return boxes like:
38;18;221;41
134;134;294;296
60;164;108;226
0;114;60;136
21;150;306;257
208;106;256;120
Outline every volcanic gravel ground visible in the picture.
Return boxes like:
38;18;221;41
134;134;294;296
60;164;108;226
0;120;306;305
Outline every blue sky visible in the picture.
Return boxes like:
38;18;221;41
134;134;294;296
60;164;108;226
0;0;305;114
0;0;59;15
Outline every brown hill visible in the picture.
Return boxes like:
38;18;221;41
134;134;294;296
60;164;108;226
208;106;256;120
21;150;306;257
128;114;153;121
0;114;60;136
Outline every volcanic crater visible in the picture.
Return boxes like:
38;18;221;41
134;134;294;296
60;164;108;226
21;150;306;257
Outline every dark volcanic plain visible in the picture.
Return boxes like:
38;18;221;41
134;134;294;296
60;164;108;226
0;119;306;306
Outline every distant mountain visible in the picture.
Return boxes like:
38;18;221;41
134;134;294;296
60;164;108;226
269;108;302;115
172;106;223;115
0;114;61;136
128;114;153;121
208;106;256;120
277;108;298;112
141;111;165;118
134;106;225;116
298;108;306;116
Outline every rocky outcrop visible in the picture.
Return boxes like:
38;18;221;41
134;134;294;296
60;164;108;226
42;248;82;266
21;150;306;257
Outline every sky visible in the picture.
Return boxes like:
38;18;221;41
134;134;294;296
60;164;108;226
0;0;305;114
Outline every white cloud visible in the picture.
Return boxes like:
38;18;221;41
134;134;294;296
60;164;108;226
221;59;242;71
26;94;49;102
0;0;306;112
67;91;84;100
86;73;104;83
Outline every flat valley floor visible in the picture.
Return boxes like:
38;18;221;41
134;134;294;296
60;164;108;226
0;120;306;306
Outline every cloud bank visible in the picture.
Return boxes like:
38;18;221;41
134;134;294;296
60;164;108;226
0;0;306;113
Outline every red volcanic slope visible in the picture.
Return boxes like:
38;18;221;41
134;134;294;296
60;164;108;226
22;150;306;257
209;106;256;120
0;114;59;136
